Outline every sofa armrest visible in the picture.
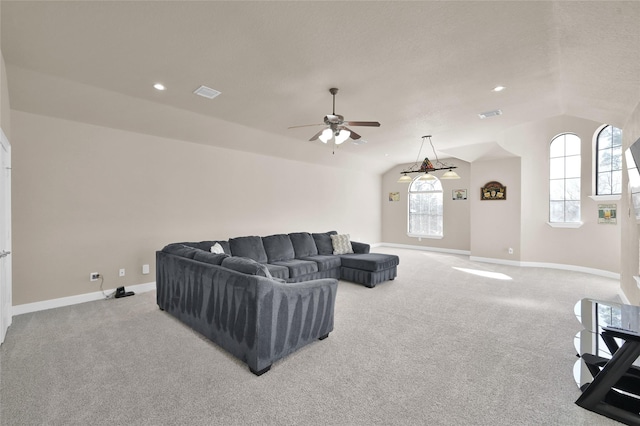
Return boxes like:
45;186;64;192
253;277;337;372
351;241;370;254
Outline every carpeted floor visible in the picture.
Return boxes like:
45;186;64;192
0;248;623;425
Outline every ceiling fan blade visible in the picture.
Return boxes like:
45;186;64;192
345;121;380;127
288;123;324;129
343;126;361;140
309;129;325;141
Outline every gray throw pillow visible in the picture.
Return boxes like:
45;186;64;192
331;234;354;255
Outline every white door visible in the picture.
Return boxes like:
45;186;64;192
0;128;12;344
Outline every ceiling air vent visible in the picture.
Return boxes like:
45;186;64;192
193;85;221;99
478;109;502;119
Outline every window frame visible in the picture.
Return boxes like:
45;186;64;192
595;125;623;196
548;132;582;226
407;175;444;239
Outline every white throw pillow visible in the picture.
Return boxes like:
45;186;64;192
210;242;225;254
331;234;354;255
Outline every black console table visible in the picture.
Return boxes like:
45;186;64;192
574;298;640;425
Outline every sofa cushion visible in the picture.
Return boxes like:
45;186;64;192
340;253;400;272
289;232;318;258
270;259;319;278
182;240;231;255
331;234;354;255
262;234;295;262
302;255;342;272
221;256;272;278
229;236;268;263
162;243;200;259
265;263;289;280
193;251;229;265
312;231;338;256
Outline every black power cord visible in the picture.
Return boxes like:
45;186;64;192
97;274;116;299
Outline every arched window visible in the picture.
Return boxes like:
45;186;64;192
596;125;622;195
408;176;443;238
549;133;581;223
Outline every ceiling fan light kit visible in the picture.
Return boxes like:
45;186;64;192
397;135;460;183
289;88;380;151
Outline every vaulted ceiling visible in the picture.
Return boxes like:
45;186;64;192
2;1;639;173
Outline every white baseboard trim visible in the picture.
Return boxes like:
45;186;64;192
375;242;619;279
377;242;470;256
12;282;156;316
471;256;620;279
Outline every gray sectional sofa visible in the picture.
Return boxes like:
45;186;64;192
156;231;399;375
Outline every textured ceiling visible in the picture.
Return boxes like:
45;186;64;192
2;1;640;173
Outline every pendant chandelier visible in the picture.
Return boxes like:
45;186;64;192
397;135;460;183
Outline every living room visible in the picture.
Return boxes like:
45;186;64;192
1;1;640;424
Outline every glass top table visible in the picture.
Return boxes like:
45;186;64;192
574;298;640;424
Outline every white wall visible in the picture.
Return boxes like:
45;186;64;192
381;114;620;275
381;160;471;252
502;115;620;273
470;157;521;260
11;111;381;305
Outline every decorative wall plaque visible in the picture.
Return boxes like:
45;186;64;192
481;181;506;200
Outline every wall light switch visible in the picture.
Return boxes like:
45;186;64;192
142;264;150;275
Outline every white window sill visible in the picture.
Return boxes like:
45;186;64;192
547;221;584;229
589;195;621;202
408;233;444;240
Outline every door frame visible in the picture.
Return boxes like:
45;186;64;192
0;127;12;344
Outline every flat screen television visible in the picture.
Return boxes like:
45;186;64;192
625;137;640;220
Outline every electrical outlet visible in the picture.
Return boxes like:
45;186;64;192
90;272;100;281
508;248;514;254
142;264;150;275
119;268;125;277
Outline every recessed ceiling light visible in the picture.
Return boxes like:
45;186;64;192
492;86;506;92
153;83;166;91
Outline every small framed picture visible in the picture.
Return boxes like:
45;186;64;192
598;204;617;224
389;192;400;202
452;189;467;200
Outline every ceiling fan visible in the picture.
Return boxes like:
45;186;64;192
288;88;380;145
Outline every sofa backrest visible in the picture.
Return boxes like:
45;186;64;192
289;232;318;258
193;251;229;265
229;236;268;263
221;256;272;278
162;243;201;259
262;234;295;263
312;231;338;256
182;240;231;255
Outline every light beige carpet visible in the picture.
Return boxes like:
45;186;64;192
0;248;622;425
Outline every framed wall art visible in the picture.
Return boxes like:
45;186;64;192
481;181;506;200
598;204;617;224
453;189;467;200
